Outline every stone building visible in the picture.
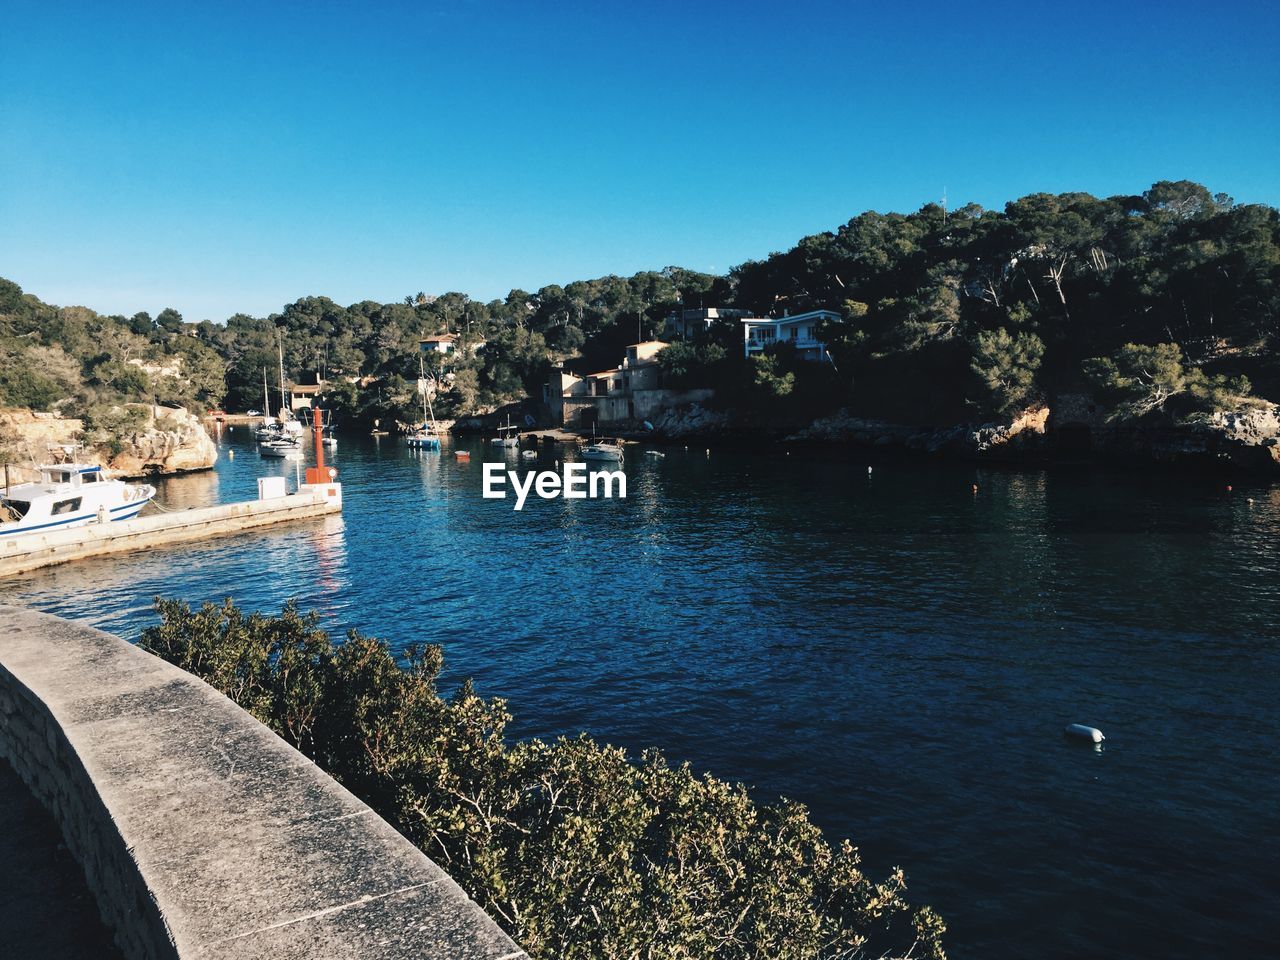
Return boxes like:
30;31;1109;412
546;341;711;429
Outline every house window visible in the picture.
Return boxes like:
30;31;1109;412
51;497;83;516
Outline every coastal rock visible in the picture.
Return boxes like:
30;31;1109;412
651;402;735;438
102;405;219;477
1203;407;1280;453
787;406;1050;459
1049;399;1280;472
0;405;218;481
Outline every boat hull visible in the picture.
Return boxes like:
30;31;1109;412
0;494;154;537
259;444;300;458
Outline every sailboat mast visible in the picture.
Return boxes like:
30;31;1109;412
419;354;428;424
262;367;269;417
425;371;439;433
276;329;288;418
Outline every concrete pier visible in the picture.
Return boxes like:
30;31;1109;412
0;605;526;960
0;485;343;578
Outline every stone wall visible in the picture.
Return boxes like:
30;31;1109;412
0;606;526;960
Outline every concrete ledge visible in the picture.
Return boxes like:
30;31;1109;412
0;605;526;960
0;489;342;577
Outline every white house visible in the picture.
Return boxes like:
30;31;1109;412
420;333;486;357
741;310;838;362
419;333;458;355
663;307;747;340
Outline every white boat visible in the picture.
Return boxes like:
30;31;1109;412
581;437;624;462
254;370;280;439
254;416;280;441
490;418;519;448
259;438;301;458
1;463;154;536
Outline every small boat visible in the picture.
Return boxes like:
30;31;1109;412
406;427;440;449
259;438;301;458
455;450;471;462
645;449;666;459
521;449;538;460
581;437;624;462
1;459;154;536
322;435;338;449
490;417;519;448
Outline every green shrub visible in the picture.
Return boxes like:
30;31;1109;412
0;363;63;410
141;598;946;960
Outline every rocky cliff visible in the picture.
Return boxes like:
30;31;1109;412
0;405;217;480
788;406;1051;458
1074;405;1280;472
649;398;1280;473
100;405;218;477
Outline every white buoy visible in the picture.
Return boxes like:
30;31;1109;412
1064;723;1105;743
867;466;873;474
228;449;234;460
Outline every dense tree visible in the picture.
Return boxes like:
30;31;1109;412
970;328;1046;416
1083;343;1254;421
2;180;1275;428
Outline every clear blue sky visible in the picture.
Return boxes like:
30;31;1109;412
2;0;1276;322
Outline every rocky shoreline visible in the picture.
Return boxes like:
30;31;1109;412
0;405;218;481
643;401;1280;474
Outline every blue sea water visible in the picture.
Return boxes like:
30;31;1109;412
5;425;1279;959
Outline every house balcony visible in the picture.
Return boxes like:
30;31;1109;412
745;336;824;353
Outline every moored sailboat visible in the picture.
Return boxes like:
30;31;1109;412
406;356;442;450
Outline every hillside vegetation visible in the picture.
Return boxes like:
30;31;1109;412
3;181;1276;433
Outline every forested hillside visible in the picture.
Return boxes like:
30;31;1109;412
3;180;1276;433
0;280;224;412
729;179;1279;425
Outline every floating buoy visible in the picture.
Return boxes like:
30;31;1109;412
867;466;872;474
972;483;979;494
228;450;234;460
1226;484;1233;492
1064;723;1105;743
